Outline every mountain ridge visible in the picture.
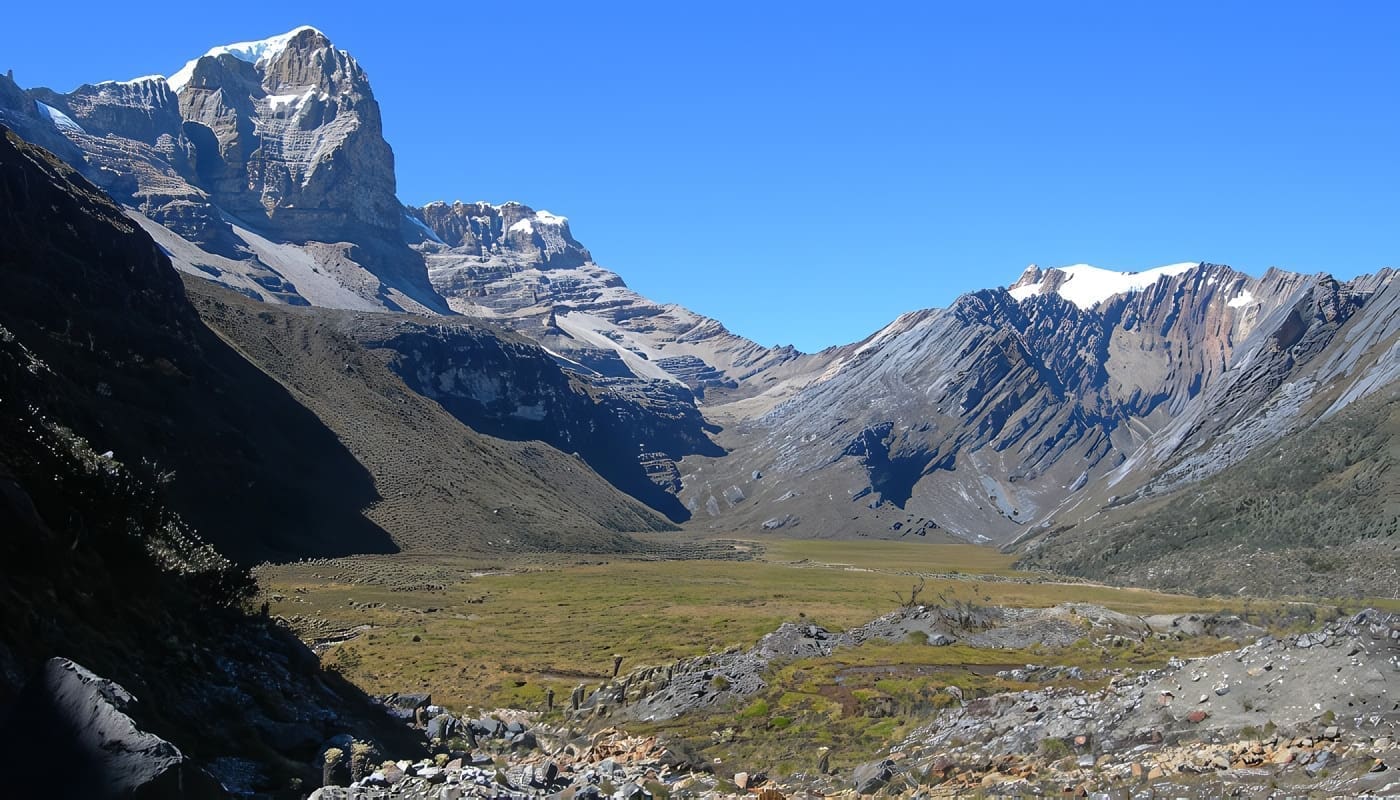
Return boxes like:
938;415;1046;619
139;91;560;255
2;27;1395;585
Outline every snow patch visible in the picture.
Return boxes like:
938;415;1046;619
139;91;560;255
168;25;323;93
1007;283;1043;301
1227;289;1257;308
97;75;167;87
35;102;84;133
1011;262;1199;309
553;311;682;384
265;92;302;110
264;89;323;111
508;212;568;235
404;213;447;245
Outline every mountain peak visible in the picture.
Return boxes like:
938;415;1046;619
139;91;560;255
166;26;326;92
1010;264;1044;290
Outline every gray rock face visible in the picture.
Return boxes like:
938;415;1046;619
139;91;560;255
38;77;184;143
0;658;222;799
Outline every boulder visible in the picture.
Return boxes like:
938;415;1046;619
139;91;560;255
1305;750;1335;777
381;692;432;721
852;758;895;794
0;658;223;798
472;717;503;738
427;713;459;741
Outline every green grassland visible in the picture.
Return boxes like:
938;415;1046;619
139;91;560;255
256;538;1294;712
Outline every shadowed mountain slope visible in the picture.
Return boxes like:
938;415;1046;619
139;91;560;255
0;125;395;562
0;125;676;561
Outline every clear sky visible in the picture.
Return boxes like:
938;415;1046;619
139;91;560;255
4;2;1396;351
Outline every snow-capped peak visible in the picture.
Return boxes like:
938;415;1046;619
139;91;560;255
167;26;324;93
1008;262;1200;309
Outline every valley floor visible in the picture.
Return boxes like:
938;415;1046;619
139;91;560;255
257;538;1399;796
256;539;1266;711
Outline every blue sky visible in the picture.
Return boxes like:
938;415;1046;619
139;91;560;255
4;2;1396;350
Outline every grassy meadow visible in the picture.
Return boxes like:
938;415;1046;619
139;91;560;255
256;538;1294;712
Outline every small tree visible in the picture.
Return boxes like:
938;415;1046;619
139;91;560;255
894;577;926;607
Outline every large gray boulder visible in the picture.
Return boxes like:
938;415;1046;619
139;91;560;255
0;657;223;798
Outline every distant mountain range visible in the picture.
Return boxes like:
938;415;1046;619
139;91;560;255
1;26;1394;594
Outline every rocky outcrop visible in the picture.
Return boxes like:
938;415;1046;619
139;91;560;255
309;722;709;799
409;201;592;270
870;609;1400;797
